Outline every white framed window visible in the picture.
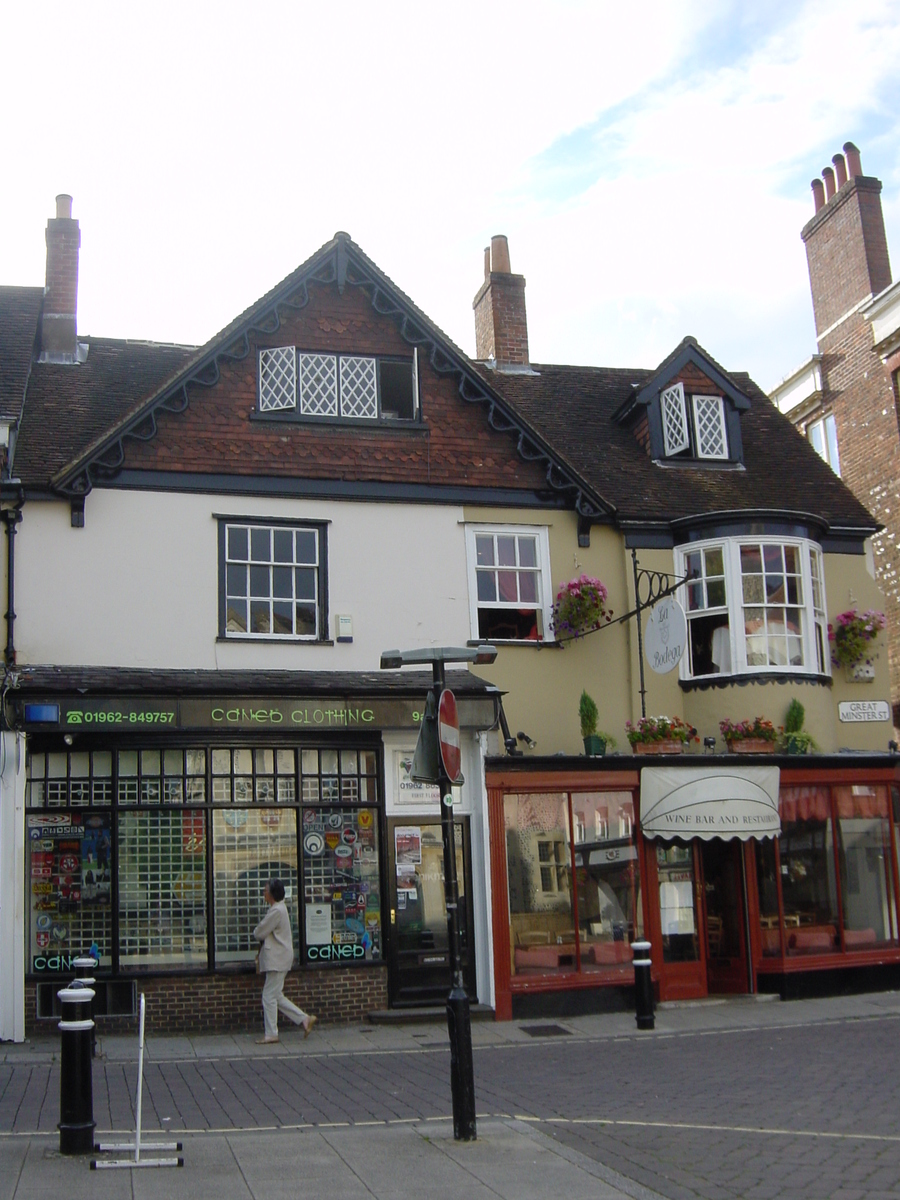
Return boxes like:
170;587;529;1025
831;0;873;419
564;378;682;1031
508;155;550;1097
219;520;326;640
676;536;828;678
259;348;418;421
807;413;841;476
258;347;297;412
465;525;552;642
660;383;728;460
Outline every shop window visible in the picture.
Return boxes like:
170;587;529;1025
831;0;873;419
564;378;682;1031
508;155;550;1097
211;746;298;803
220;520;327;640
301;805;381;964
756;838;782;956
118;810;207;970
27;811;113;972
778;787;840;956
213;809;299;965
116;748;206;805
505;791;643;978
27;750;113;807
300;747;378;805
677;537;828;678
465;525;553;643
258;348;418;422
571;793;642;972
656;842;699;963
834;786;898;947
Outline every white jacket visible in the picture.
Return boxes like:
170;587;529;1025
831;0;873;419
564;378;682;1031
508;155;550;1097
253;900;295;972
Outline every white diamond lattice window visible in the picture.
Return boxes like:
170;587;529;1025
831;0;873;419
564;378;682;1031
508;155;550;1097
258;347;297;412
340;357;378;419
661;383;690;455
299;353;338;416
693;395;727;459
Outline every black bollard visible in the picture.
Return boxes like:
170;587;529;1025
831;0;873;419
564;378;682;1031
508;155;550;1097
631;940;655;1030
58;983;96;1154
72;956;99;1058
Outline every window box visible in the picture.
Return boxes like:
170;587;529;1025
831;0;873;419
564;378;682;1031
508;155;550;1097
727;739;776;754
632;740;685;755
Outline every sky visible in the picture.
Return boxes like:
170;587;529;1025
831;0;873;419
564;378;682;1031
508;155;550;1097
4;0;900;392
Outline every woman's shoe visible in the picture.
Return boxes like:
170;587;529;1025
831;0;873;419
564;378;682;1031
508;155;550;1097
303;1015;318;1039
255;1036;279;1044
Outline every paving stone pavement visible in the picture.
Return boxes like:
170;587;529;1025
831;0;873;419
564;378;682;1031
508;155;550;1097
3;991;900;1198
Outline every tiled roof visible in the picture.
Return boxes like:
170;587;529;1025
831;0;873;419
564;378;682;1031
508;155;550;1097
14;337;196;487
0;286;42;424
486;359;877;532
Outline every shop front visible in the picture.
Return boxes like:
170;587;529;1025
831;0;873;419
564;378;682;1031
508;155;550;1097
10;669;497;1033
486;755;900;1019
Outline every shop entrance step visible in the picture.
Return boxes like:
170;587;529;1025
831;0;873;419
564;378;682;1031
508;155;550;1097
367;1003;494;1025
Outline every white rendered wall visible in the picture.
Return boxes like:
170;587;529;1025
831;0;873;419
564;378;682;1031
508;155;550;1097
16;490;472;671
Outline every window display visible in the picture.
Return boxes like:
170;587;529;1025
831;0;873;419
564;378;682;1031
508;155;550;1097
571;793;642;971
301;806;381;963
779;787;840;956
27;812;112;971
834;786;898;947
118;810;207;969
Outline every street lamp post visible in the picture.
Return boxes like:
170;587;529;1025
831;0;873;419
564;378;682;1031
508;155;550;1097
380;644;497;1142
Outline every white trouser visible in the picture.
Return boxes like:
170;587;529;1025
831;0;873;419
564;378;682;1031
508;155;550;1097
261;970;307;1039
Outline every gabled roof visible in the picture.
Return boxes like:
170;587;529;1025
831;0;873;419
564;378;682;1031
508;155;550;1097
36;234;612;521
0;286;43;425
488;357;877;535
614;336;751;423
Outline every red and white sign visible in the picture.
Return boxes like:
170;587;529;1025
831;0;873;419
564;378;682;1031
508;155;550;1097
438;689;461;783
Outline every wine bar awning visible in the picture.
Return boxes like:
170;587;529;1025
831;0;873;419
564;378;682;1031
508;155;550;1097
640;764;781;842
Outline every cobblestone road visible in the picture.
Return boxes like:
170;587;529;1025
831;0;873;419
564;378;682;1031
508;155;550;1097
3;1010;900;1199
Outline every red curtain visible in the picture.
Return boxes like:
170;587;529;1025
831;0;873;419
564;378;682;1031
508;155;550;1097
834;786;889;820
779;786;830;823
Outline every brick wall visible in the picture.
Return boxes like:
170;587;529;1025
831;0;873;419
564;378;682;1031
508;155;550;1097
802;173;900;717
121;281;547;492
26;965;389;1036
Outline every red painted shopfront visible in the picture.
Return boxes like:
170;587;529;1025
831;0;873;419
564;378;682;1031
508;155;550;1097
486;755;900;1019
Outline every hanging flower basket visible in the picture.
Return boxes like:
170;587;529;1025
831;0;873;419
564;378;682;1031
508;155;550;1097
626;715;697;754
828;608;886;671
550;575;612;640
719;717;778;754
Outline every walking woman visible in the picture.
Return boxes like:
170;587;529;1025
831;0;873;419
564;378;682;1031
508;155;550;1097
253;878;317;1044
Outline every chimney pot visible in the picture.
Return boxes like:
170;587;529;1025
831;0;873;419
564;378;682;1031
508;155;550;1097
490;234;511;274
822;166;836;201
55;194;73;220
811;179;826;212
843;141;863;178
832;153;848;189
483;246;491;281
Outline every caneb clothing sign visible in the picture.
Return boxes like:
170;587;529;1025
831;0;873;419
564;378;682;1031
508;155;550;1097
640;765;781;841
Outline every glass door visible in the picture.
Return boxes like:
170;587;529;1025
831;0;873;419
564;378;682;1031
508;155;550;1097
386;818;475;1006
651;839;707;1001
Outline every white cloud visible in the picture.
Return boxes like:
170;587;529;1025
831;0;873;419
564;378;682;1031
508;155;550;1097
3;0;900;390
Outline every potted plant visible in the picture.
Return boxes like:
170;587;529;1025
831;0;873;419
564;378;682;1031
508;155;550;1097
719;717;778;753
782;698;817;755
579;690;617;755
828;608;887;680
551;575;612;640
625;715;698;755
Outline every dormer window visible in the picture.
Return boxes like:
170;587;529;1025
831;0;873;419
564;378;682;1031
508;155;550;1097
258;347;418;422
661;383;728;460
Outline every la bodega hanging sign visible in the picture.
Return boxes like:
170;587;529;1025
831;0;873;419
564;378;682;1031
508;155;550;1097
645;599;687;674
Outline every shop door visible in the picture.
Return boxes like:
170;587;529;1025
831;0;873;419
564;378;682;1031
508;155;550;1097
651;840;707;1001
386;818;476;1007
700;839;749;995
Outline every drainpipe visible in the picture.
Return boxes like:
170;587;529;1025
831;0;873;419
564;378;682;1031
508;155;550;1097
3;491;24;669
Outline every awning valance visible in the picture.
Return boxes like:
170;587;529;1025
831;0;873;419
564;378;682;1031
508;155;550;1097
640;764;781;842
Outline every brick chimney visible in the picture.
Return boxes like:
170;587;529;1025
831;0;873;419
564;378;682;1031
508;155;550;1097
472;235;529;369
41;194;81;361
802;142;891;336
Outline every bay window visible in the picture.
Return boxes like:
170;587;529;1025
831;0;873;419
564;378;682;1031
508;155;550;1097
676;536;828;678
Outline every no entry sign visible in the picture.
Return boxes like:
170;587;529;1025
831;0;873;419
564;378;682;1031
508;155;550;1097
438;688;462;783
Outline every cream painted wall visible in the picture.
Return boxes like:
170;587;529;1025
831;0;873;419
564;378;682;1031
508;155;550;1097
15;491;472;670
462;505;894;757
